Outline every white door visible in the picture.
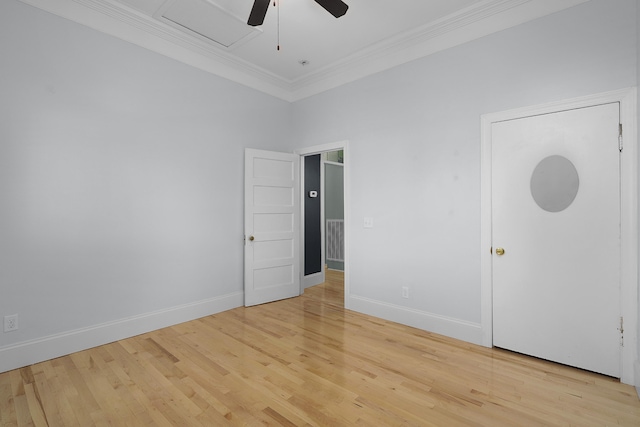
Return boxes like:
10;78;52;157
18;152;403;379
492;103;621;377
244;149;300;306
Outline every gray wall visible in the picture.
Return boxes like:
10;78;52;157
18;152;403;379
292;0;637;326
304;155;322;275
1;0;639;377
0;0;291;350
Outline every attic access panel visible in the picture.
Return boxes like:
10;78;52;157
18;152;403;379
156;0;261;49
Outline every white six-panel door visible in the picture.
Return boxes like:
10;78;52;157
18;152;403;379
492;103;621;377
244;149;300;306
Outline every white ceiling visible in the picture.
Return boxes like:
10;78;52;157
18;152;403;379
20;0;588;101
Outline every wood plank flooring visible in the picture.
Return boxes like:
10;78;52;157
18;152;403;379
2;269;640;426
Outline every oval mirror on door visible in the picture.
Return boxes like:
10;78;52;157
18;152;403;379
530;155;580;213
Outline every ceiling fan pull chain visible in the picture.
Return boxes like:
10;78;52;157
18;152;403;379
276;0;280;51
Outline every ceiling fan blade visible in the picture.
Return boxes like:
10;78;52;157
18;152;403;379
314;0;348;18
247;0;270;26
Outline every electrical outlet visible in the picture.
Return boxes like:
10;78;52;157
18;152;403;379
4;314;18;332
402;286;409;299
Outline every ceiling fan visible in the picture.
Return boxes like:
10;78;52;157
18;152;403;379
247;0;349;26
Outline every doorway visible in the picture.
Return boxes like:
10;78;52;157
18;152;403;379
244;142;349;308
297;141;350;309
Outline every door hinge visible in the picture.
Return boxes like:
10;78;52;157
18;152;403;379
618;123;623;152
618;316;624;346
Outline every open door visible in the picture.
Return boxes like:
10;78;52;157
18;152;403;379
244;149;300;306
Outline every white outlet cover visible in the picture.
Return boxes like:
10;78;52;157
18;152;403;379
4;314;18;332
364;217;374;228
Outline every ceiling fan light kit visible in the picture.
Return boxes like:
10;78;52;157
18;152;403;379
247;0;348;27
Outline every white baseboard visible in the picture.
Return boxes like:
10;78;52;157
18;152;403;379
302;272;324;289
348;295;483;346
0;292;243;373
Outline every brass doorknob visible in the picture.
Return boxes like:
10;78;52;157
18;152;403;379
249;236;255;241
495;247;505;256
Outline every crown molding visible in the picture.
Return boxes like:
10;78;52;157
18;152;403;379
289;0;589;101
19;0;589;102
20;0;294;100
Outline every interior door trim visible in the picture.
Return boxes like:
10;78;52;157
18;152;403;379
480;88;638;386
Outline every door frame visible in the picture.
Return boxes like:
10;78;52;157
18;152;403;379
480;87;638;385
296;141;350;309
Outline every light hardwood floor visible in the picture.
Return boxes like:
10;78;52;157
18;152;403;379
2;269;640;426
